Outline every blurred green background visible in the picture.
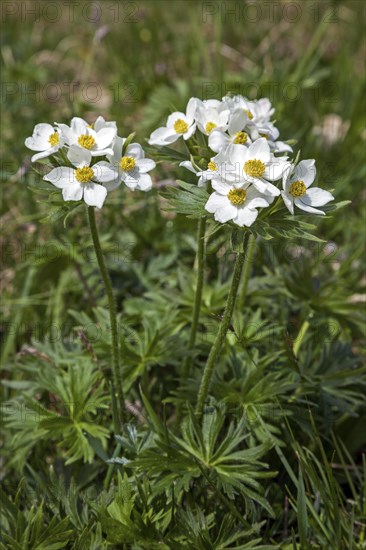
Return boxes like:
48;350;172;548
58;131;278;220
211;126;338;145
1;0;365;367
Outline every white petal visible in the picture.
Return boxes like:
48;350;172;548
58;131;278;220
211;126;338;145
83;183;107;208
68;145;92;167
31;146;59;162
25;123;55;150
294;198;325;215
211;179;235;195
205;192;228;212
44;167;74;189
93;162;120;183
149;127;178;145
229;143;249;171
90;147;114;157
281;191;294;214
62;183;83;202
208;130;229;153
126;142;144;159
134;173;153;191
183;123;196;140
234;207;258;227
302;188;334;207
136;158;155;173
294;159;316;187
251;179;280;196
214;204;237;223
248;138;271;163
228;109;248;135
186;97;200;122
71;117;88;134
179;161;197;174
264;158;288;181
95;127;117;149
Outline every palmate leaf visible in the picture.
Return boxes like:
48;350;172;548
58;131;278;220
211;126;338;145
163;180;209;218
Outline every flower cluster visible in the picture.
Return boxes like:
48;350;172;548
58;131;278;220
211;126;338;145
149;95;334;227
25;116;156;209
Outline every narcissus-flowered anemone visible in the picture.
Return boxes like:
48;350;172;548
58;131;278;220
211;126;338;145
281;159;334;215
43;145;119;208
106;137;156;192
25;123;64;162
148;98;199;145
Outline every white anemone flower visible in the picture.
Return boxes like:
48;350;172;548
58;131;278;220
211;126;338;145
57;117;116;157
205;180;273;227
281;159;334;215
43;145;118;208
25;123;64;162
106;137;156;191
223;95;275;125
221;139;288;197
148;98;199;145
195;99;230;136
208;109;253;153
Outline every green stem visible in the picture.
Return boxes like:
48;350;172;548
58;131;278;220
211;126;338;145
196;235;248;417
87;206;125;426
237;233;256;312
182;216;206;381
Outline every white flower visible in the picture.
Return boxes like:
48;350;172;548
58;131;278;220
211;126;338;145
148;98;199;145
211;139;288;197
57;117;116;157
195;99;230;136
25;123;64;162
179;156;221;187
106;137;156;191
223;95;274;125
249;121;292;154
43;145;118;208
208;109;252;153
205;180;273;227
281;159;334;215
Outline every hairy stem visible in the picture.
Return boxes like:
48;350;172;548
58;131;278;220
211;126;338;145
196;235;247;417
182;216;207;380
237;233;256;312
87;206;125;426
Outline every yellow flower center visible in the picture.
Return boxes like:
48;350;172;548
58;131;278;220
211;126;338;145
244;159;265;178
289;179;306;197
207;161;217;171
234;131;248;144
228;188;247;206
245;109;254;120
87;123;94;129
78;134;96;149
119;156;136;171
48;132;59;146
174;119;189;134
205;122;217;134
75;166;94;184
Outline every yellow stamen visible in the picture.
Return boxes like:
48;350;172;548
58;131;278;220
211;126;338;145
207;161;217;171
75;166;94;183
289;179;306;197
234;131;248;144
48;132;59;146
244;159;265;178
174;119;189;134
259;133;269;140
205;122;217;134
245;109;254;120
228;188;247;206
78;134;96;149
119;156;136;171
